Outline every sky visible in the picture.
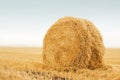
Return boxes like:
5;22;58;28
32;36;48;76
0;0;120;47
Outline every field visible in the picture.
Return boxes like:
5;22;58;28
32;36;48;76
0;47;120;80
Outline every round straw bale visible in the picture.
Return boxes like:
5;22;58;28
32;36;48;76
42;17;105;70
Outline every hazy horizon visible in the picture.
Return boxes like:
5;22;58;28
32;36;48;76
0;0;120;48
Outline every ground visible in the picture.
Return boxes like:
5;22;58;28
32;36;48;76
0;47;120;80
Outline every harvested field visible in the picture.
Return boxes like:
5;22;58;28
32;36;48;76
0;47;120;80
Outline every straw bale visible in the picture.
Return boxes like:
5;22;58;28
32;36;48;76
42;17;105;70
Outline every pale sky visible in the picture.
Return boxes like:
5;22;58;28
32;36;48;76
0;0;120;47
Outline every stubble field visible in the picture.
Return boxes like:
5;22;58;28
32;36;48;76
0;47;120;80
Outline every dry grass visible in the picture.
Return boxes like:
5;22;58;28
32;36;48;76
0;47;120;80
